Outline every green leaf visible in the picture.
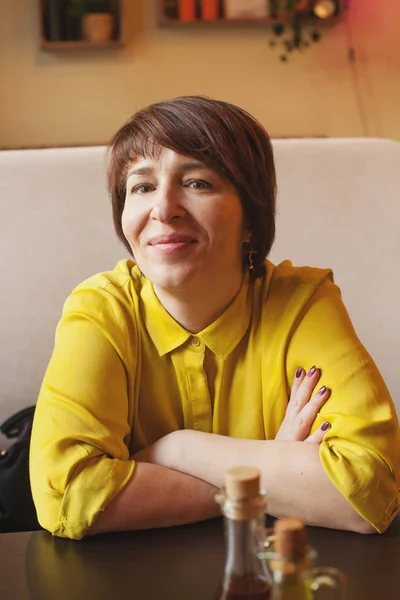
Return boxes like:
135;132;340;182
272;23;285;36
67;0;112;19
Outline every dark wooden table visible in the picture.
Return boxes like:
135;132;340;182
1;516;399;599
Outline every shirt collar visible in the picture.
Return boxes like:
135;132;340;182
140;276;252;358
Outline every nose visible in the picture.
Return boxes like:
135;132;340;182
150;183;185;223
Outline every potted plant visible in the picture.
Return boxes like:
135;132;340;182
269;0;342;62
68;0;115;43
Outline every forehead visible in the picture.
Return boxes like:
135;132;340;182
127;148;211;176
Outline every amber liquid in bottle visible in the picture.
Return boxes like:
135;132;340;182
215;467;272;600
217;574;271;599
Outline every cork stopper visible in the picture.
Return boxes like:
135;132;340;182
274;518;307;559
225;466;261;500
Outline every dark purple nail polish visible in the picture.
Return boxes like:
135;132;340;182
296;367;303;378
318;385;327;395
307;366;316;377
321;422;330;431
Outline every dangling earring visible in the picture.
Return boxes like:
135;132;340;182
248;245;257;271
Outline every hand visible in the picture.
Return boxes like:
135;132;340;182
275;366;331;444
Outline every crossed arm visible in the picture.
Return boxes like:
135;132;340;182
90;367;375;536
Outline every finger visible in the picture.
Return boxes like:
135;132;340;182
298;385;331;427
290;365;321;412
291;386;330;440
305;421;331;444
290;367;306;400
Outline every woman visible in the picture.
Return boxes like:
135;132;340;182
30;96;400;540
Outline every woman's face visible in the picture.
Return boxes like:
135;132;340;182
122;147;248;293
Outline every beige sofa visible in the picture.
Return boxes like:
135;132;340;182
1;139;399;448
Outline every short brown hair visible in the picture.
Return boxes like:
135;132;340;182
107;96;276;279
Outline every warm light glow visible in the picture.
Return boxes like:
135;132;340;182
313;0;336;19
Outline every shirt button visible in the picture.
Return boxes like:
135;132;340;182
190;336;201;347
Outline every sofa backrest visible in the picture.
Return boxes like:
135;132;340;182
269;138;399;417
0;139;399;445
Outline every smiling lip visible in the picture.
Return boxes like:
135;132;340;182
149;234;197;255
149;234;196;246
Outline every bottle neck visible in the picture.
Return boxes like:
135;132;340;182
223;513;270;583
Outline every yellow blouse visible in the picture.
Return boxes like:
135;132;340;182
30;259;400;539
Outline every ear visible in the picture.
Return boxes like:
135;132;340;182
242;221;251;244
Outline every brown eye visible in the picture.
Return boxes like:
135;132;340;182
131;184;154;194
185;179;212;190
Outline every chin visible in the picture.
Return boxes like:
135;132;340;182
141;264;199;291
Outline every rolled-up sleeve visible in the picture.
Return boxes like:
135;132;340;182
30;285;136;540
286;278;400;532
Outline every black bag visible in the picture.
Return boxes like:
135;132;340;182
0;406;41;533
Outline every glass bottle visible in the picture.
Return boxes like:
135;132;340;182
201;0;219;20
215;466;273;600
261;518;346;600
178;0;197;21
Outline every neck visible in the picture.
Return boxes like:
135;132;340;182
153;271;244;333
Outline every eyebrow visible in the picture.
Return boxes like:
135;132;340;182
127;161;208;178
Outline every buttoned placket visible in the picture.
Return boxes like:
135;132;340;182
171;336;212;432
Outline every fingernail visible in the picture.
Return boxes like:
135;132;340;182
307;366;316;377
296;367;303;378
321;422;330;431
318;385;327;395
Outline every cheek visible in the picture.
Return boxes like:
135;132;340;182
205;202;245;240
121;206;130;231
121;211;132;245
121;203;145;244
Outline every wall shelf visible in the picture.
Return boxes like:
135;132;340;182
159;17;280;27
159;16;339;26
40;40;124;51
158;1;346;27
38;0;126;51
